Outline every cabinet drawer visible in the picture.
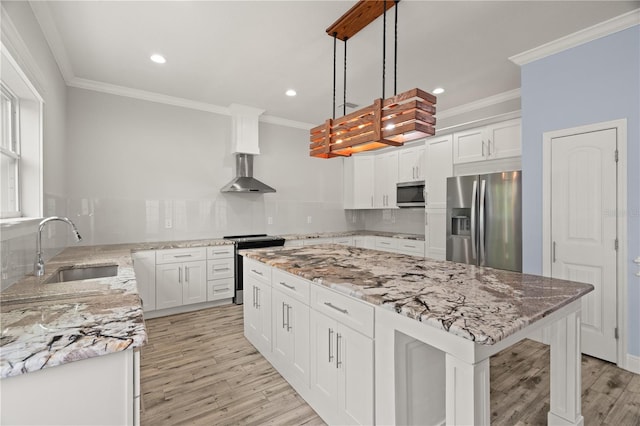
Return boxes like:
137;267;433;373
244;258;271;284
333;236;353;245
208;277;234;301
272;268;310;305
284;239;304;247
303;237;334;246
375;237;398;251
310;284;374;338
207;258;234;280
156;247;206;264
207;244;235;259
396;240;425;255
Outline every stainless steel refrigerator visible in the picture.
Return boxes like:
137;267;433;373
446;171;522;272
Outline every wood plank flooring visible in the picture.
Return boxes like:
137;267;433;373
140;304;640;425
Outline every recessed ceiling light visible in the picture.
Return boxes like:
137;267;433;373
285;89;297;97
150;54;166;64
433;87;445;95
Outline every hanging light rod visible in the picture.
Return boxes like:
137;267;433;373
326;0;397;41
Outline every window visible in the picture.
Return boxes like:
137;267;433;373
1;83;20;218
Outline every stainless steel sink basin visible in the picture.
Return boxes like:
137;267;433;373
45;264;118;284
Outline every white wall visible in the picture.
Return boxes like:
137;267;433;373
65;87;356;244
1;2;70;290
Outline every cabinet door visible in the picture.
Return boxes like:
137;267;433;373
257;281;272;353
375;151;399;208
155;264;181;310
272;290;294;369
426;135;453;209
338;324;374;426
487;119;521;160
244;277;261;342
132;251;156;312
182;260;207;305
415;145;426;180
453;128;486;164
290;299;310;386
426;208;447;260
310;310;339;418
398;147;417;182
353;155;375;209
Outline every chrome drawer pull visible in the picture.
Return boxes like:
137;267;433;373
213;250;229;254
173;254;193;258
213;267;230;271
251;269;263;276
336;333;342;368
279;281;296;291
324;302;348;315
328;328;334;362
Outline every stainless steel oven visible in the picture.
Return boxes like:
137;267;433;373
396;181;426;207
223;234;285;304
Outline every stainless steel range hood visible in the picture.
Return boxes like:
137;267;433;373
220;153;275;193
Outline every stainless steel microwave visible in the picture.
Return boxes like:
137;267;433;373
396;181;426;207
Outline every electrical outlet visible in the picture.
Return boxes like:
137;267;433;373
267;216;273;225
165;218;172;229
307;216;312;224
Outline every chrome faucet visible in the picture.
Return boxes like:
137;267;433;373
35;216;82;277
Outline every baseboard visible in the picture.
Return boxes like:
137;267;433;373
626;354;640;374
144;299;233;319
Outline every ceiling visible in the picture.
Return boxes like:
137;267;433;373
31;1;639;127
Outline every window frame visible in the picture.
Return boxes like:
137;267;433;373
1;82;22;219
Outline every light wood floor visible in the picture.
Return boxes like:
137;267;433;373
140;304;640;425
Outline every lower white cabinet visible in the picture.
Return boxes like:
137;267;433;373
303;237;334;246
1;349;140;426
310;309;374;426
132;250;156;311
155;259;207;310
425;208;446;260
353;236;375;249
244;264;272;355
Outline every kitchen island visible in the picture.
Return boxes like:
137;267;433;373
241;244;593;425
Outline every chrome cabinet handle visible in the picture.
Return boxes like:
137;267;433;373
178;266;182;284
482;140;485;157
553;241;557;263
253;286;257;308
328;328;334;362
185;266;189;282
324;302;348;315
255;287;260;309
286;305;291;331
279;281;295;291
282;302;286;329
173;254;192;258
487;139;492;156
336;333;342;368
213;267;230;271
251;269;263;276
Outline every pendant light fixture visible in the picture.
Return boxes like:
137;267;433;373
310;0;437;158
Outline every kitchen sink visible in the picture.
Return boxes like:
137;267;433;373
45;264;118;284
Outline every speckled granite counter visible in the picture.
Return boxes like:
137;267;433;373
0;238;232;379
278;230;424;241
241;244;593;345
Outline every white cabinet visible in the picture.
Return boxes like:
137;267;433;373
395;239;425;257
398;144;425;182
271;270;310;390
425;208;447;260
284;239;304;247
309;285;374;425
425;135;453;209
1;349;140;426
353;235;375;249
333;236;354;246
374;151;399;208
303;237;334;246
155;248;207;310
206;245;235;302
453;119;521;164
132;250;156;312
344;155;375;209
244;259;272;355
375;236;399;253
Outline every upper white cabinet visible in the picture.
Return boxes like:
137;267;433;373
344;155;375;209
425;135;453;209
398;145;425;182
453;119;521;164
374;151;398;208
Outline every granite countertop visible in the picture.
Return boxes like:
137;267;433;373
278;230;424;241
241;244;594;345
0;238;233;379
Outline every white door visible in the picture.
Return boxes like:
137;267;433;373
182;261;207;305
353;156;375;209
550;128;617;362
338;324;374;425
310;310;338;417
155;264;181;310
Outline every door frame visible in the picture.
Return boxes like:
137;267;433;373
542;118;628;369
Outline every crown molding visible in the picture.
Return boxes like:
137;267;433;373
29;0;74;82
1;4;47;96
260;114;314;130
510;8;640;66
437;88;521;120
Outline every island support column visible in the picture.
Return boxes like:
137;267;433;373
445;355;490;425
547;308;584;426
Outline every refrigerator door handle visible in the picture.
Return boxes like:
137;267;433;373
479;179;487;266
471;180;478;260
